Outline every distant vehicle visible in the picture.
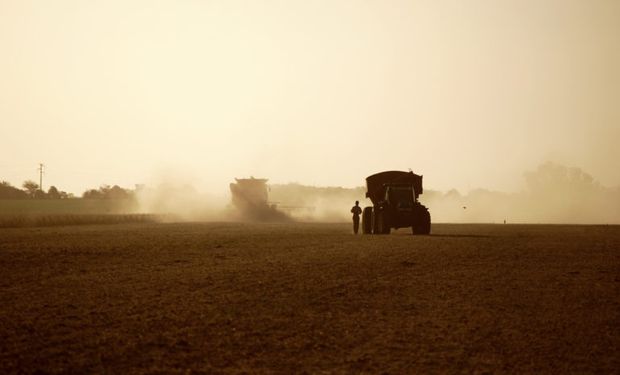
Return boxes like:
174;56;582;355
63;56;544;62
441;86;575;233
229;177;290;221
362;171;431;235
230;177;271;210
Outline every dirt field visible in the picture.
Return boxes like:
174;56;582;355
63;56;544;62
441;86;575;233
1;223;618;373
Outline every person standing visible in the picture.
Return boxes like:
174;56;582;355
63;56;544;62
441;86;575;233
351;201;362;234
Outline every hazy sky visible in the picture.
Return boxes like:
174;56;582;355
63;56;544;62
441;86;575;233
1;0;618;195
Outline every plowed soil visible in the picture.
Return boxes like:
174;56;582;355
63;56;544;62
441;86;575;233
1;223;618;373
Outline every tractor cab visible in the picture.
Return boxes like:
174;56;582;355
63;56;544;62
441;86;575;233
383;183;416;212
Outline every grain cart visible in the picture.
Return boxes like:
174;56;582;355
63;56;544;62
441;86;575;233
362;171;431;235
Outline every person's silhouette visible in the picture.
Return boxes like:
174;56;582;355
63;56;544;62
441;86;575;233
350;201;362;234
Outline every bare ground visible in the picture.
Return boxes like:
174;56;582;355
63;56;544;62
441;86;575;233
0;223;618;373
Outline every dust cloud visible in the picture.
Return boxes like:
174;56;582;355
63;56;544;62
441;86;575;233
420;162;620;224
133;163;619;224
134;173;293;222
133;175;353;223
132;170;225;221
269;184;366;222
263;163;620;224
135;182;226;222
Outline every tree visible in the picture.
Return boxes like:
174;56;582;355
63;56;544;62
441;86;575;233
0;181;28;199
108;185;130;199
82;184;133;199
524;162;599;196
82;189;103;199
34;189;46;199
22;180;39;198
47;186;61;199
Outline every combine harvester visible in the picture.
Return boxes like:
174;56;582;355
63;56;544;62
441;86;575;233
229;177;290;221
362;171;431;235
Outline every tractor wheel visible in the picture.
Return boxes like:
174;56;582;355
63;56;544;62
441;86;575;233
362;207;373;234
412;206;431;235
375;210;390;235
372;209;379;234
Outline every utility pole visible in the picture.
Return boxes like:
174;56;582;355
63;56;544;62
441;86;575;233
38;163;44;192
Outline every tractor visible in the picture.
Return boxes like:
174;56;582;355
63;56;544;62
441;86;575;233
362;171;431;235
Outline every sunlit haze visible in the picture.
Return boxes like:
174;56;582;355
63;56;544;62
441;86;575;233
1;0;618;195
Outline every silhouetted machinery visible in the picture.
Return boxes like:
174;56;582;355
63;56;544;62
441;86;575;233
229;177;289;221
362;171;431;235
230;177;270;210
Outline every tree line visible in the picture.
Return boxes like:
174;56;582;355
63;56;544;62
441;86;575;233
0;180;135;200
